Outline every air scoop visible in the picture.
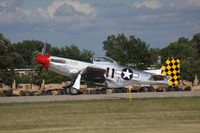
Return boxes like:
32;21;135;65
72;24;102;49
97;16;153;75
35;54;50;69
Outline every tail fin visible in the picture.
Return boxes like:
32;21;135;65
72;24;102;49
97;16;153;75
161;58;180;86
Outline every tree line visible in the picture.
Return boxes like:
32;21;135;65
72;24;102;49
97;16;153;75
0;32;200;85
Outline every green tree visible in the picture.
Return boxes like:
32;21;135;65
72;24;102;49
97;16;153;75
49;47;60;56
80;49;94;61
53;44;94;62
191;33;200;55
44;71;69;83
0;69;14;85
149;48;161;66
0;33;23;84
0;33;23;69
103;33;154;69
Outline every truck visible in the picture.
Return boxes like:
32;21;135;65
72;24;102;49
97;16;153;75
41;81;70;95
12;83;42;96
0;83;12;96
11;79;71;96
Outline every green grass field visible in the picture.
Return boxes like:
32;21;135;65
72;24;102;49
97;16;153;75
0;97;200;133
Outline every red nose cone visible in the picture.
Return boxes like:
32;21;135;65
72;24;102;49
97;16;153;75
35;55;50;69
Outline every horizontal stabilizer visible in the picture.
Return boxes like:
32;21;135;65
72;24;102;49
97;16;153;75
144;69;162;75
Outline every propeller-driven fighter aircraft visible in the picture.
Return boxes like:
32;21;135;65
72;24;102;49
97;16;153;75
35;45;170;95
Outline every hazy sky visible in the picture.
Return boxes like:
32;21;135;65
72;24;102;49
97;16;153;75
1;0;200;56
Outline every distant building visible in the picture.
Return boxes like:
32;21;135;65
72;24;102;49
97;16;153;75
14;69;34;77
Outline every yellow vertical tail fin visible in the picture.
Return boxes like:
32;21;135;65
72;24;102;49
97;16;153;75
161;58;180;86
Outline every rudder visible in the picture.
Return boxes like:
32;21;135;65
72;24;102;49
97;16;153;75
161;58;180;86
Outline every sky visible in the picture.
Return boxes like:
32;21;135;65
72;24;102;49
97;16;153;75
0;0;200;56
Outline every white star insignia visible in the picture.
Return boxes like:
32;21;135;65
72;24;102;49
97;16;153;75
122;69;132;79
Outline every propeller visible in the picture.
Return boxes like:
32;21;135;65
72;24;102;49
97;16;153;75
32;42;49;76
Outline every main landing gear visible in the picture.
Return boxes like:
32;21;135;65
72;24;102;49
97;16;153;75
64;86;79;95
69;87;79;95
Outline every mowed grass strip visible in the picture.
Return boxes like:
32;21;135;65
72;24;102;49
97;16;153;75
0;97;200;133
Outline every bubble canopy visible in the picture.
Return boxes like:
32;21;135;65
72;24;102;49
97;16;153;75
93;57;117;64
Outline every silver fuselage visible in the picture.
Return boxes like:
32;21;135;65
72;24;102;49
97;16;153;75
48;56;169;88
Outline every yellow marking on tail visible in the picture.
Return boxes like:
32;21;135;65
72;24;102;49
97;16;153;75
162;58;180;86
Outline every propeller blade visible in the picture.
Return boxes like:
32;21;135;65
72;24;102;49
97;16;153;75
42;42;47;55
38;66;43;76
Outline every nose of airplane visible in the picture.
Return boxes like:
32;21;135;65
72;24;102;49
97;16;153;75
35;55;50;69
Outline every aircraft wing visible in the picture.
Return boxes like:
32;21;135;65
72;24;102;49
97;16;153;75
82;66;106;83
150;74;168;81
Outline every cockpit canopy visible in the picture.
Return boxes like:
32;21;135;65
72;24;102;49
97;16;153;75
93;57;117;64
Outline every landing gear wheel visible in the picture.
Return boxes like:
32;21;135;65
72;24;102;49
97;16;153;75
69;87;79;95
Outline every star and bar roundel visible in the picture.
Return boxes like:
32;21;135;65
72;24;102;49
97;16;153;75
121;68;133;80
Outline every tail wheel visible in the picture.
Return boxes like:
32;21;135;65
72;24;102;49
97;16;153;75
185;86;191;91
69;87;79;95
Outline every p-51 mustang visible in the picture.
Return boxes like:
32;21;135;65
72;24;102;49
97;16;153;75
35;46;170;95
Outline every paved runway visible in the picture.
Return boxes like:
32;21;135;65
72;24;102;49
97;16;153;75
1;91;200;103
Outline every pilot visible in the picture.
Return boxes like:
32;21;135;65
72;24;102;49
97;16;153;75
96;57;100;62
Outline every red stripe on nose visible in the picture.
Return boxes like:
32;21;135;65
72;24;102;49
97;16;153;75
35;55;50;69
